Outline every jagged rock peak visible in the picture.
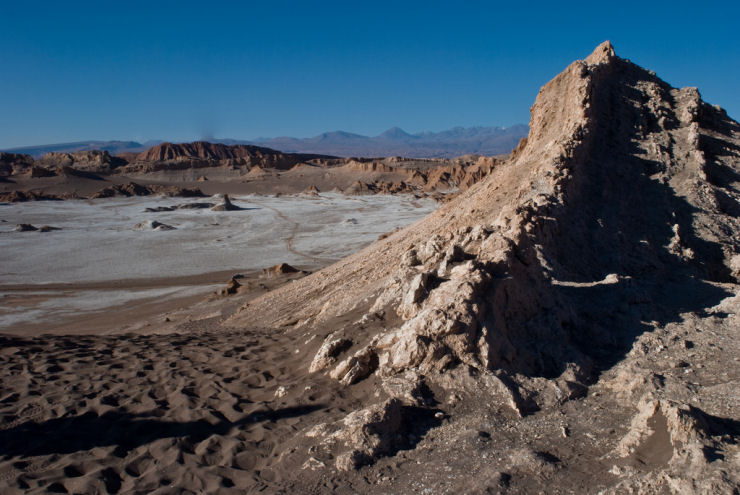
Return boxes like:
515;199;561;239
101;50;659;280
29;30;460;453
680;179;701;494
584;40;616;65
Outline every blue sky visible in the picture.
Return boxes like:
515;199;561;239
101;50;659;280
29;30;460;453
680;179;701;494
1;1;738;148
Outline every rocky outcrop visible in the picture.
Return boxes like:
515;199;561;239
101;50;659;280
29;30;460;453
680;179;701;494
261;263;300;278
90;182;152;198
137;141;274;162
230;43;740;481
605;397;737;494
134;220;176;231
305;399;406;471
38;150;126;173
127;141;332;172
343;180;377;195
329;344;378;385
301;185;320;196
0;190;64;202
308;333;352;373
343;160;400;174
89;183;205;199
219;277;242;296
0;153;34;176
211;194;241;211
283;41;739;387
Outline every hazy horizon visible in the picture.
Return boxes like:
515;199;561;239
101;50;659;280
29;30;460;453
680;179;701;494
0;123;528;151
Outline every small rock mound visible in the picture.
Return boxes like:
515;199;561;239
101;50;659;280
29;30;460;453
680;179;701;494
211;194;242;211
332;399;404;471
219;277;242;296
90;182;150;199
606;397;738;493
0;190;61;202
261;263;300;278
134;220;176;231
302;185;320;196
309;334;353;373
12;223;60;232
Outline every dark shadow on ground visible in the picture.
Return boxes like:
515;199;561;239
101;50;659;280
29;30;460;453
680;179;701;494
0;404;324;457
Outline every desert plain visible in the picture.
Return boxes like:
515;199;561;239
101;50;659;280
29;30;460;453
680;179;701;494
0;42;738;494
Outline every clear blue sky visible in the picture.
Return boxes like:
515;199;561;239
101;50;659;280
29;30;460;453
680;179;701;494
1;0;738;148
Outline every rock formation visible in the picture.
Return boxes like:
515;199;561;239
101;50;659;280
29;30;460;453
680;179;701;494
2;139;507;202
134;220;176;231
38;150;127;173
125;141;332;173
211;194;241;211
0;152;34;176
228;42;740;486
261;263;300;278
89;183;206;199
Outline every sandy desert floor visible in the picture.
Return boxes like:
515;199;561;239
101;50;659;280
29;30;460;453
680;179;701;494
0;192;444;493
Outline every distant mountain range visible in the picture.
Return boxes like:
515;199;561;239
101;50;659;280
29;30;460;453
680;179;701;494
2;125;528;159
244;125;528;158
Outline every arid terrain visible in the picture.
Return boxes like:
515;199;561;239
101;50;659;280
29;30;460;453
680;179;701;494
0;193;437;335
0;140;505;203
0;125;528;159
1;42;739;494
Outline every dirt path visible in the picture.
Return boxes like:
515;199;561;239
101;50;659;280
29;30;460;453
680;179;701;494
250;200;335;264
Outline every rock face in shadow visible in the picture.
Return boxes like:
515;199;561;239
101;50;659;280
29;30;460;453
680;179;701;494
228;42;740;481
0;152;34;176
38;150;127;173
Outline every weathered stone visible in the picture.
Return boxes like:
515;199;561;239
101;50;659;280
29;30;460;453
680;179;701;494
330;346;378;385
331;399;404;470
211;194;242;211
309;334;352;373
381;370;427;406
397;272;431;319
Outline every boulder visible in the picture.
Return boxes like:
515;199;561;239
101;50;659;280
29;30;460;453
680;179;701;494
261;263;300;278
134;220;175;231
329;345;378;385
219;278;241;296
211;194;242;211
309;334;352;373
332;399;404;470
